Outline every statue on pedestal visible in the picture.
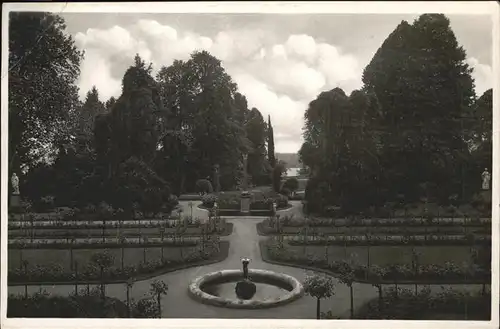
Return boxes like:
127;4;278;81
11;173;20;195
481;168;491;190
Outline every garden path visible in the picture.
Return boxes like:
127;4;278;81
9;201;482;319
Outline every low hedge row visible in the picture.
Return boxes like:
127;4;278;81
264;216;491;229
285;234;491;246
9;238;199;249
9;241;229;284
257;221;491;237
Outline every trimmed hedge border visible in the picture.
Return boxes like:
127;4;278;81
9;223;234;240
257;220;491;236
187;269;304;309
258;240;490;285
8;241;230;286
8;240;199;249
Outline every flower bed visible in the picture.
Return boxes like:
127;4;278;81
9;241;229;284
261;240;490;284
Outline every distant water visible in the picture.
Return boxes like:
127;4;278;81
285;167;300;177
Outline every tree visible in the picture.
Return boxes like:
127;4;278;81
90;251;115;300
338;263;356;318
157;51;250;191
9;12;83;174
245;108;271;186
369;265;387;311
75;86;106;150
272;160;287;192
150;279;169;317
303;273;336;319
267;115;276;167
283;177;299;195
126;279;134;317
362;14;476;204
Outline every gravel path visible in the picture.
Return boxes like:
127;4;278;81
8;201;482;319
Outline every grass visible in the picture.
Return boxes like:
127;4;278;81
9;245;202;271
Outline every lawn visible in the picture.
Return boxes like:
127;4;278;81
283;244;475;268
9;245;200;272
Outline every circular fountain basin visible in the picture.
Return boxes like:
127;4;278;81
188;269;304;309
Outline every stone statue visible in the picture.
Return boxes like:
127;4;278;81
11;173;20;195
481;168;491;190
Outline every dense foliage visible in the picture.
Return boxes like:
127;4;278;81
300;14;492;216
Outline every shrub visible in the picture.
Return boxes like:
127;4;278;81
202;194;218;208
196;179;213;195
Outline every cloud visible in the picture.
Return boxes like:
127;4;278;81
467;57;493;96
72;19;493;153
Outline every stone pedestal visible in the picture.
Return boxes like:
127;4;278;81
240;192;251;215
9;194;22;212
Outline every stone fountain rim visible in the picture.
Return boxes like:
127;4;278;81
187;269;304;309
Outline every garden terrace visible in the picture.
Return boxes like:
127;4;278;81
260;239;491;285
8;241;229;285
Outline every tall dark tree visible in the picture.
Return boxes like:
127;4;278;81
245;108;271;186
157;51;250;191
9;12;83;174
362;14;476;204
267;115;276;168
75;86;106;152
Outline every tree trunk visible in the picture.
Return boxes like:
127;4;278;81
161;246;164;261
126;285;131;317
316;298;321;319
378;286;383;311
70;247;74;271
19;250;23;270
24;264;28;299
349;285;354;318
74;262;78;296
157;294;162;318
100;268;105;300
121;247;124;270
143;247;146;264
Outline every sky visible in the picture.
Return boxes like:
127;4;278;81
60;12;494;153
